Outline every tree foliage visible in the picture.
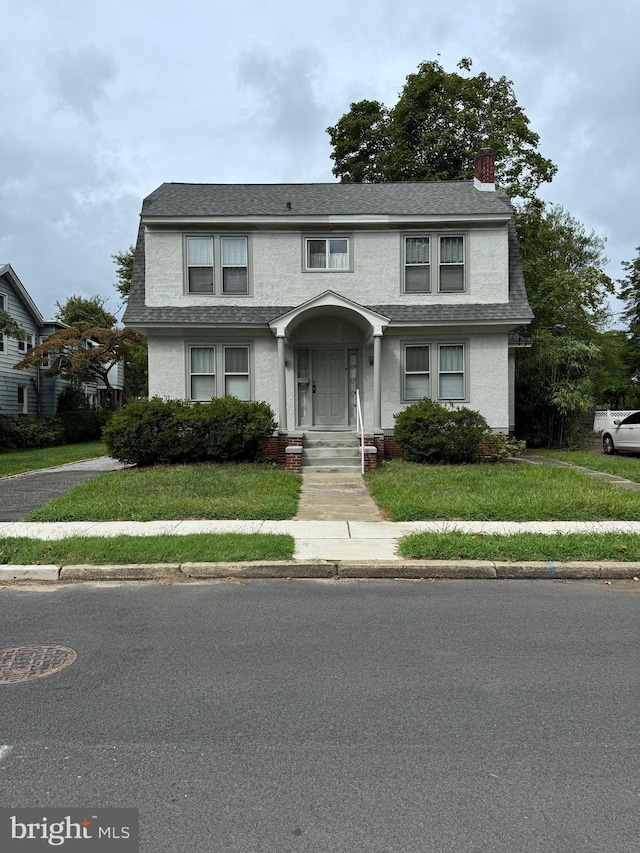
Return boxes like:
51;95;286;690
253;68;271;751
55;294;114;328
327;58;557;200
0;310;25;340
514;203;615;445
14;322;144;410
618;245;640;385
112;245;134;301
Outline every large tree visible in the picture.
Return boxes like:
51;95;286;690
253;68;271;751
618;245;640;386
112;245;134;302
0;310;25;341
327;58;557;200
111;244;148;397
514;203;614;445
14;322;144;410
55;294;114;328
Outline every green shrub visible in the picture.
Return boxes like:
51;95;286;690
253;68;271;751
0;416;21;451
1;415;65;450
103;397;277;466
479;433;526;462
56;382;91;413
394;399;490;464
57;409;111;443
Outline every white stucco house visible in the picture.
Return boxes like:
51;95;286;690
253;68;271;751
124;150;533;469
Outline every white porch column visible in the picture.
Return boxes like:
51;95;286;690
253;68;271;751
277;335;288;430
373;333;382;432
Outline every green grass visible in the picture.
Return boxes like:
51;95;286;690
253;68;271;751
365;460;640;521
534;450;640;482
26;464;301;521
0;533;294;565
0;441;107;478
399;531;640;562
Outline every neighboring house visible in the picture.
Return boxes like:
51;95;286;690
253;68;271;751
0;264;124;415
124;150;533;467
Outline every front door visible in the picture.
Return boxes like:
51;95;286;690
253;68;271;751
313;349;346;426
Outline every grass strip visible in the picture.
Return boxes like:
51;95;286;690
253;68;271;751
535;450;640;483
365;460;640;521
0;533;294;565
0;442;107;478
398;531;640;561
27;464;301;522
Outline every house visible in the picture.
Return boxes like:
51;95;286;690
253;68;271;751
0;264;124;416
123;149;533;469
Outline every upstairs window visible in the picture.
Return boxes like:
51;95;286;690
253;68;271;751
17;333;35;354
305;237;349;271
404;237;431;293
439;236;465;292
187;237;214;293
221;237;248;294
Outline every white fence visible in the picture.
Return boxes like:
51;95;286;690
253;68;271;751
593;410;640;432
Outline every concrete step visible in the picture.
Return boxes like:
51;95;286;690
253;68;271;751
303;455;361;468
304;464;363;473
304;437;359;448
302;447;360;459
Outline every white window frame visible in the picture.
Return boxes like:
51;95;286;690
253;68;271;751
0;332;4;353
438;234;466;293
437;343;466;400
303;235;352;272
17;385;28;414
403;235;431;293
185;235;251;296
17;333;35;354
0;294;5;353
188;344;253;402
221;236;249;295
223;345;251;400
402;340;468;403
402;232;468;294
402;344;431;402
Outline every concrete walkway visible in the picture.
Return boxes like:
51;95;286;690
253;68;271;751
294;473;382;522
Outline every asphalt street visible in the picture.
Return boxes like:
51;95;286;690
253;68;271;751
1;579;639;852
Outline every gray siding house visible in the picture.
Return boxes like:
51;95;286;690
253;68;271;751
0;264;124;416
124;151;532;467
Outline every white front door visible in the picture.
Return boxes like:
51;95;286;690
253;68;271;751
313;349;346;426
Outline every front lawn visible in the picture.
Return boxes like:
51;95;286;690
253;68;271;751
0;533;294;564
535;450;640;482
0;441;107;478
27;464;301;522
365;460;640;521
398;531;640;561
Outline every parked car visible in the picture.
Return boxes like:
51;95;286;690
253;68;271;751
602;412;640;454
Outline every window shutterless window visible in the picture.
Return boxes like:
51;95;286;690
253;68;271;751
17;386;27;414
305;237;349;270
439;236;465;292
404;237;431;293
438;344;465;399
190;346;216;401
221;237;248;294
17;333;34;353
224;346;250;400
187;237;214;293
0;294;6;311
404;345;430;400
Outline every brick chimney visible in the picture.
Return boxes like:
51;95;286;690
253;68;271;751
474;148;495;191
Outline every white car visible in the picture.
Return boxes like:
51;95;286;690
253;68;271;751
602;412;640;454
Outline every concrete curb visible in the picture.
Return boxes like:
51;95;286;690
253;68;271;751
2;560;640;583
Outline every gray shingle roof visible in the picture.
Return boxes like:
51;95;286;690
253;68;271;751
142;181;514;218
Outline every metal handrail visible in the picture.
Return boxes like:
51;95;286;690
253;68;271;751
355;388;364;475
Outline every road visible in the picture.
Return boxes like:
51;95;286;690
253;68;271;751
1;579;639;852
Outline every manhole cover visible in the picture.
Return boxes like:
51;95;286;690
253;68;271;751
0;645;77;684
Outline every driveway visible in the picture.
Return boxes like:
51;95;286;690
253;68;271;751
0;457;127;521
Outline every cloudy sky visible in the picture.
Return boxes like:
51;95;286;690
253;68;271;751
1;0;638;323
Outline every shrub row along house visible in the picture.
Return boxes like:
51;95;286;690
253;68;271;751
0;265;124;416
123;149;533;470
